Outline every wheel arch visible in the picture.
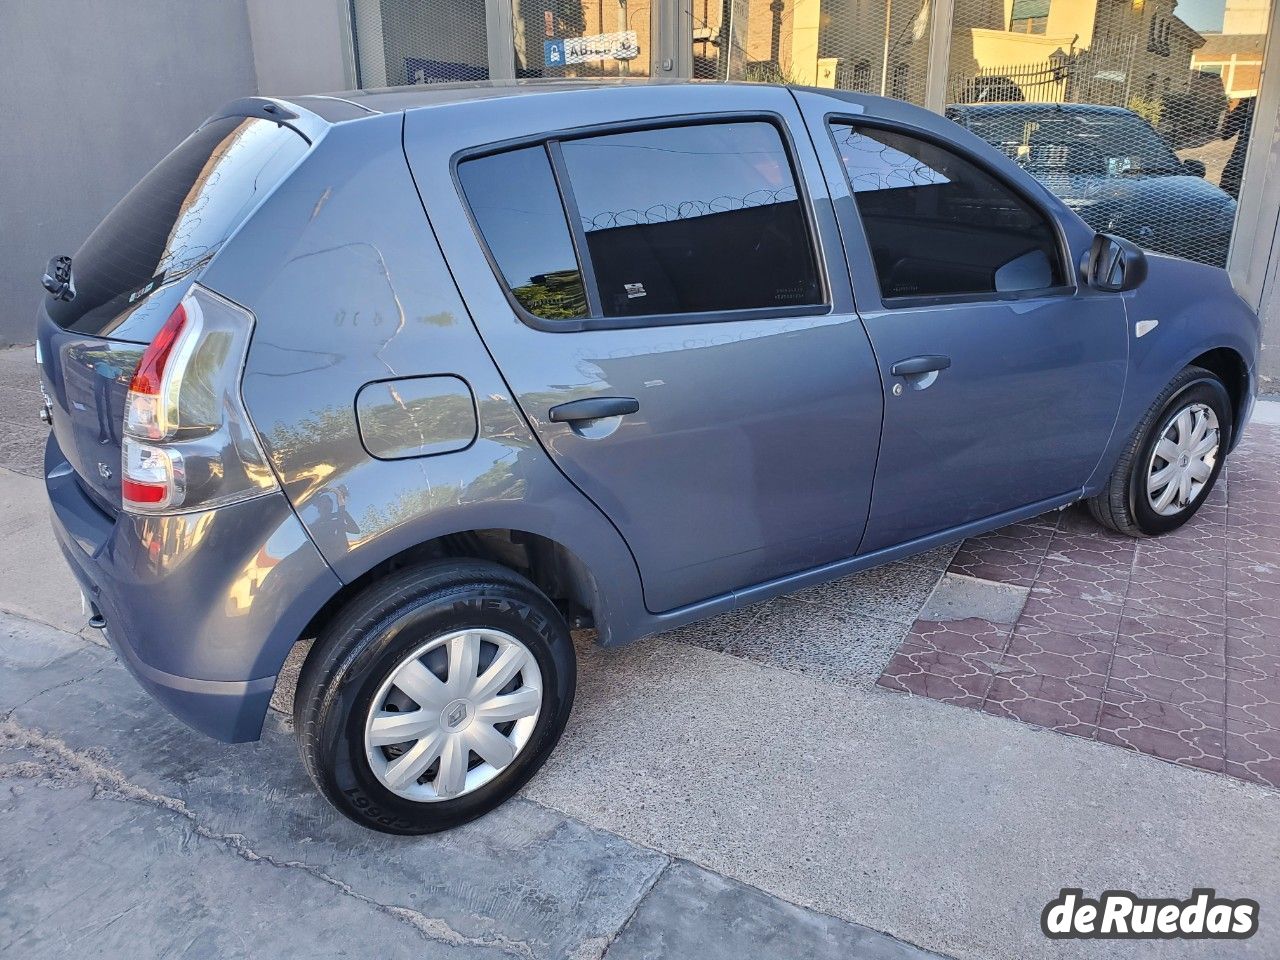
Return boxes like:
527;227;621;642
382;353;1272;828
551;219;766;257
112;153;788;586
301;527;604;638
1187;346;1250;446
271;526;620;717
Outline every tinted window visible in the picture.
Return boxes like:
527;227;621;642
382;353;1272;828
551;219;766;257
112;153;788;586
49;116;308;338
458;146;588;321
830;123;1064;300
560;122;823;317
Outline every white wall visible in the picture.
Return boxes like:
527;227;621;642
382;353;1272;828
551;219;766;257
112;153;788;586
247;0;354;95
0;0;258;346
1258;229;1280;391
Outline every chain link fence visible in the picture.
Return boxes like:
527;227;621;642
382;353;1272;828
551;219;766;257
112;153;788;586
517;1;653;77
351;0;654;84
945;0;1267;266
347;0;1269;266
351;0;493;86
687;0;933;104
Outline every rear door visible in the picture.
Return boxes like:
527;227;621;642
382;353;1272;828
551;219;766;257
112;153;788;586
797;94;1128;552
37;113;309;512
406;86;884;612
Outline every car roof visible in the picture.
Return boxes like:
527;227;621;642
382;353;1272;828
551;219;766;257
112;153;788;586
290;78;713;120
284;78;931;126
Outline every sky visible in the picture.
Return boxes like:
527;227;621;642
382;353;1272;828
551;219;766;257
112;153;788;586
1177;0;1226;32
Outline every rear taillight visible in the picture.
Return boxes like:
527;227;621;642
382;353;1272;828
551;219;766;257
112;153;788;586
121;285;278;514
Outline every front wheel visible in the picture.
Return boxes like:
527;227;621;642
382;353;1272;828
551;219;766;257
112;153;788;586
1089;365;1232;537
294;560;575;834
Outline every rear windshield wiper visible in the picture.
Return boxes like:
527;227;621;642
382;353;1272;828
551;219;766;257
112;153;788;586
42;255;75;301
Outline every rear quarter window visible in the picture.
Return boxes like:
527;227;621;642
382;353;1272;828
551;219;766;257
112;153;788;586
456;146;588;321
49;116;308;340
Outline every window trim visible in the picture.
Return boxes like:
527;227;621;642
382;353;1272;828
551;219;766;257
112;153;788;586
545;139;603;318
824;113;1078;310
452;112;833;333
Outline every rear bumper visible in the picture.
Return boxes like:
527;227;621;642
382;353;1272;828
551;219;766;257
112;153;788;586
44;433;341;742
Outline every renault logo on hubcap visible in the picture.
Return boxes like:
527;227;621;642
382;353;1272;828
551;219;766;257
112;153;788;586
443;700;471;729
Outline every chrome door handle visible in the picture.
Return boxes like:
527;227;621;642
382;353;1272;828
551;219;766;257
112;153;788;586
548;396;639;423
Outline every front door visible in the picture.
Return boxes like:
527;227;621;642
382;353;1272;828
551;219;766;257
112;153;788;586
800;98;1129;552
407;86;884;612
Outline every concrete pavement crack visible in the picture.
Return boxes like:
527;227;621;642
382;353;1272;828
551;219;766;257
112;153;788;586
0;718;538;960
1;665;109;725
588;857;671;960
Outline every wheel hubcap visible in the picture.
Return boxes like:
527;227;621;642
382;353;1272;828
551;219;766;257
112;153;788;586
1146;401;1219;517
363;628;543;802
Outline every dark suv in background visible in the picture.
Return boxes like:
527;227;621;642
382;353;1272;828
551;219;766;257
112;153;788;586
38;82;1258;833
948;102;1238;266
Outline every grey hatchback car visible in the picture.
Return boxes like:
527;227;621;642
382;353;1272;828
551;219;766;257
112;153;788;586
39;81;1259;833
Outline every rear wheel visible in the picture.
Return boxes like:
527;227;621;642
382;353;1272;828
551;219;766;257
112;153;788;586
1088;366;1231;537
295;560;575;834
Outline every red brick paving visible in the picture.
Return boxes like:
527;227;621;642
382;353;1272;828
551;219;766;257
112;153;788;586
879;422;1280;789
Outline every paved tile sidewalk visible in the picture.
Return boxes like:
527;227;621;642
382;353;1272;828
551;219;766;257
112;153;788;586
880;419;1280;789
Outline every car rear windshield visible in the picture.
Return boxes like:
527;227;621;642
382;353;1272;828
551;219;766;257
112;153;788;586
48;115;308;339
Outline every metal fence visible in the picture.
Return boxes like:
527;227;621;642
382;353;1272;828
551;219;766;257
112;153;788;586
942;0;1265;267
687;0;933;104
347;0;1270;268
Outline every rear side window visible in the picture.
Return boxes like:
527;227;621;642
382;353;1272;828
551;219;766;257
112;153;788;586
829;122;1064;300
49;116;308;338
458;120;824;325
560;122;822;318
457;147;588;321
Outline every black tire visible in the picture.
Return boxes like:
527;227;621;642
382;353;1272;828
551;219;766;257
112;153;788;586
294;559;575;834
1088;365;1232;537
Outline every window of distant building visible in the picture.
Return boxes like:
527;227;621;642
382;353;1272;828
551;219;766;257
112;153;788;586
1148;13;1171;55
1010;0;1050;34
890;62;910;98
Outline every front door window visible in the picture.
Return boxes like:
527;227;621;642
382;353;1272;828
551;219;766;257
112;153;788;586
830;122;1065;300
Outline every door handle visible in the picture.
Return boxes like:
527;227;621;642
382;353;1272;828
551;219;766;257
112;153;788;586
890;355;951;377
548;396;639;423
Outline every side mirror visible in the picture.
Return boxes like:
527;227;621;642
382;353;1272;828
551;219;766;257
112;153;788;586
1083;233;1148;292
1182;158;1207;178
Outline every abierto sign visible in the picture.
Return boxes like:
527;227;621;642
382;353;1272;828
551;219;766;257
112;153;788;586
544;31;639;67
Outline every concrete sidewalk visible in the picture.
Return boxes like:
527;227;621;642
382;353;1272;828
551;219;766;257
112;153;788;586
2;612;934;960
3;342;1280;959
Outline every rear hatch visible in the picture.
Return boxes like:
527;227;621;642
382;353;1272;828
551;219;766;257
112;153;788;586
37;112;310;514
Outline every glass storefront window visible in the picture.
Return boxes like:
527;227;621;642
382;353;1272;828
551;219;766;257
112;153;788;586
515;1;652;78
689;0;933;102
946;0;1269;267
351;0;492;86
346;0;1270;270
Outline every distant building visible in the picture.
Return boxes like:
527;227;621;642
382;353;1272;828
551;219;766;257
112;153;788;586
1192;0;1265;100
949;0;1206;109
